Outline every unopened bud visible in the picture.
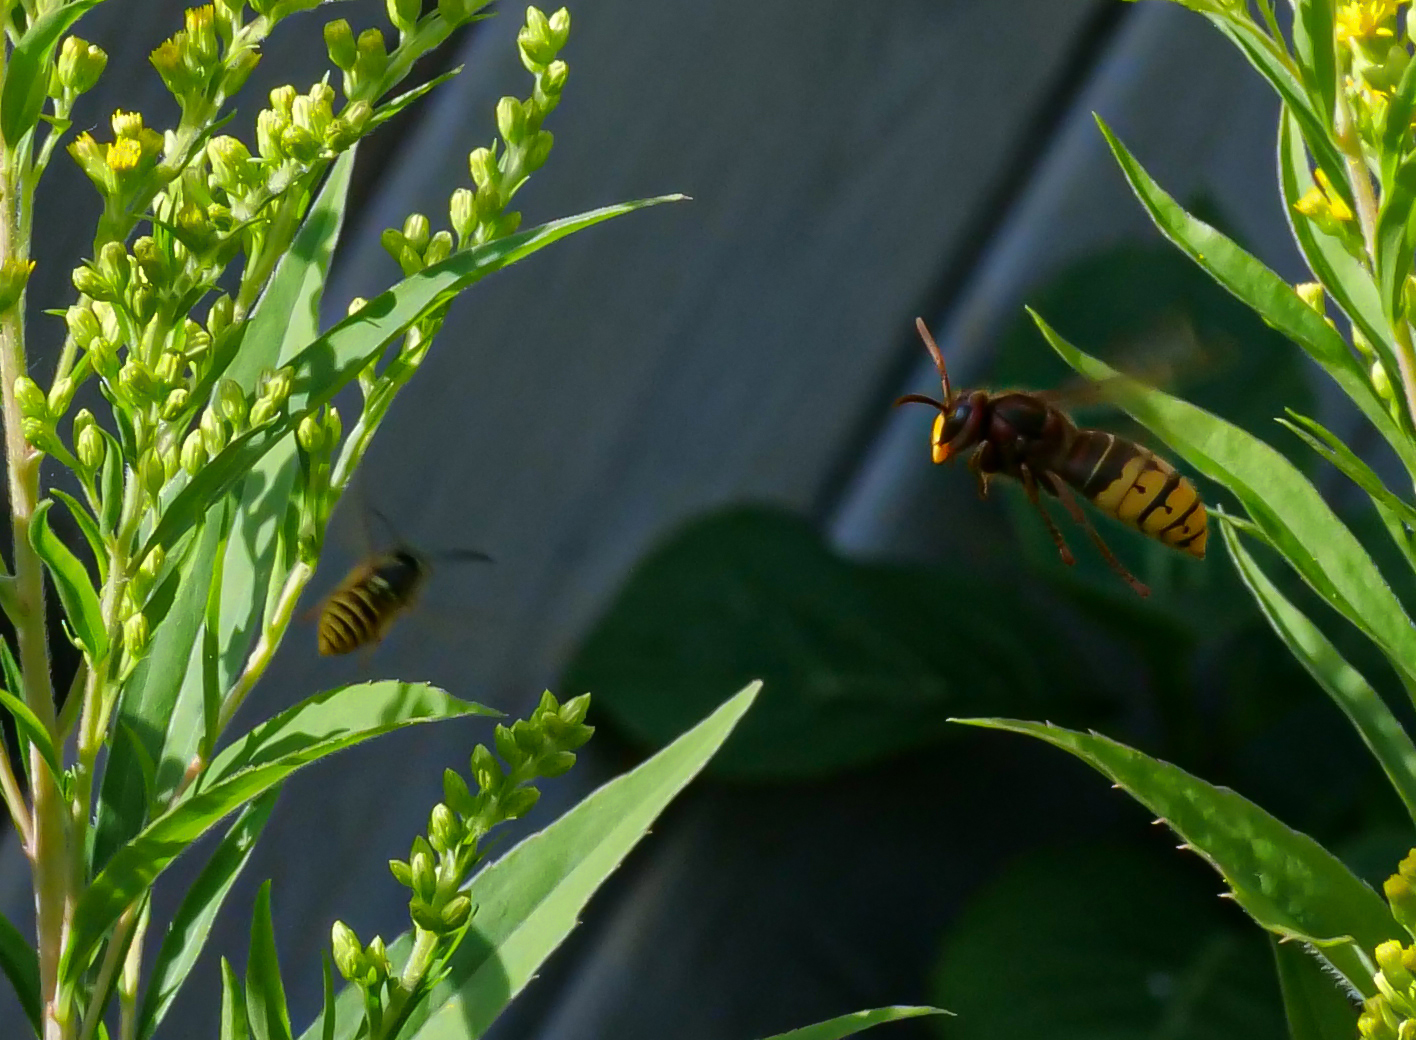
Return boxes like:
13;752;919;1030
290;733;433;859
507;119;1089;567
118;360;157;402
0;257;34;314
297;414;323;454
123;612;151;659
429;803;462;851
467;146;497;192
58;36;107;95
200;408;228;455
450;188;475;241
324;18;357;70
524;129;553;172
13;376;45;419
161;388;190;421
424;230;453;267
439;895;472;931
180;429;207;475
330;921;365;982
46;377;74;417
77;422;105;472
354;28;388;84
496;96;526;143
216;378;246;426
402;213;430;253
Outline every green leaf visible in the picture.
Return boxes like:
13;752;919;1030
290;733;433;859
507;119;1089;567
98;427;122;537
1292;0;1336;135
305;682;761;1040
1278;411;1416;575
66;682;490;989
1374;151;1416;323
368;66;463;131
932;843;1282;1040
320;956;335;1040
93;503;227;872
0;0;104;146
30;499;106;660
0;907;39;1034
1220;522;1416;828
1032;313;1416;702
1277;112;1396;389
565;506;1106;779
137;787;280;1040
246;881;293;1040
957;718;1400;995
142;195;684;561
220;958;249;1040
1098;116;1416;480
0;683;61;783
1383;58;1416;189
754;1008;949;1040
1272;936;1358;1040
51;488;106;584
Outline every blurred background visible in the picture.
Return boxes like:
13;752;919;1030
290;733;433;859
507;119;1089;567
2;1;1410;1037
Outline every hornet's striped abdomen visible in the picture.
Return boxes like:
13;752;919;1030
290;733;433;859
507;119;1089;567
1061;430;1207;558
317;549;429;656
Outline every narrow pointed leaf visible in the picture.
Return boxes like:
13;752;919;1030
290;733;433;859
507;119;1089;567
304;682;761;1040
754;1008;950;1040
1033;313;1416;700
1279;412;1416;575
143;195;684;560
0;683;60;782
221;959;249;1040
94;505;227;872
956;718;1398;995
51;489;106;583
66;682;490;988
1293;0;1336;130
137;787;281;1040
0;907;39;1033
1221;521;1416;828
246;881;293;1040
1097;116;1416;479
1273;936;1359;1040
30;499;106;660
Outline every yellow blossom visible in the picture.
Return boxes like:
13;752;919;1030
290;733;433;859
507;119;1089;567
1315;168;1356;222
106;138;142;173
1336;0;1400;44
111;110;145;139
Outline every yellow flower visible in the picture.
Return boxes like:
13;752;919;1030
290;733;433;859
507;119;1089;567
149;37;183;77
1336;0;1400;44
106;138;142;173
1315;168;1356;222
111;110;145;139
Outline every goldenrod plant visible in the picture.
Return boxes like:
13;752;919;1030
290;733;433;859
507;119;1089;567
956;0;1416;1036
0;3;942;1039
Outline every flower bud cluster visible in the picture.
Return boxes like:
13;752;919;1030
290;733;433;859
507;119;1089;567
293;405;343;561
346;691;591;990
449;6;570;250
69;110;165;201
1362;852;1416;1038
50;36;108;104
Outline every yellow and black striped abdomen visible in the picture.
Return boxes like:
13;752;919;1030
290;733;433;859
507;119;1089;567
317;551;428;655
1062;430;1207;558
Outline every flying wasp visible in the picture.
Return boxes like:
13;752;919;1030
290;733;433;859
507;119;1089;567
315;512;492;656
895;317;1207;597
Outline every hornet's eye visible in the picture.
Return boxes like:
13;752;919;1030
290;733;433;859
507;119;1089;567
942;400;971;440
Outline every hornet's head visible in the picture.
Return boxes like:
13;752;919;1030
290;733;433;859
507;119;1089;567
894;317;982;464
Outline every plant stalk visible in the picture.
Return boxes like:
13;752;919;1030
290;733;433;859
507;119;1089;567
0;130;66;1040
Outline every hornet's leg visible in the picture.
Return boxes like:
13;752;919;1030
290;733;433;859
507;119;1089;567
967;444;992;500
1043;471;1151;598
1019;465;1074;567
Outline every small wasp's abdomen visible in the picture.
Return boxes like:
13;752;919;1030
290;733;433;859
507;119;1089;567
1060;430;1207;558
317;552;427;655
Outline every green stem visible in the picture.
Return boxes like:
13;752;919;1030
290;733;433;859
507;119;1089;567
0;118;64;1040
